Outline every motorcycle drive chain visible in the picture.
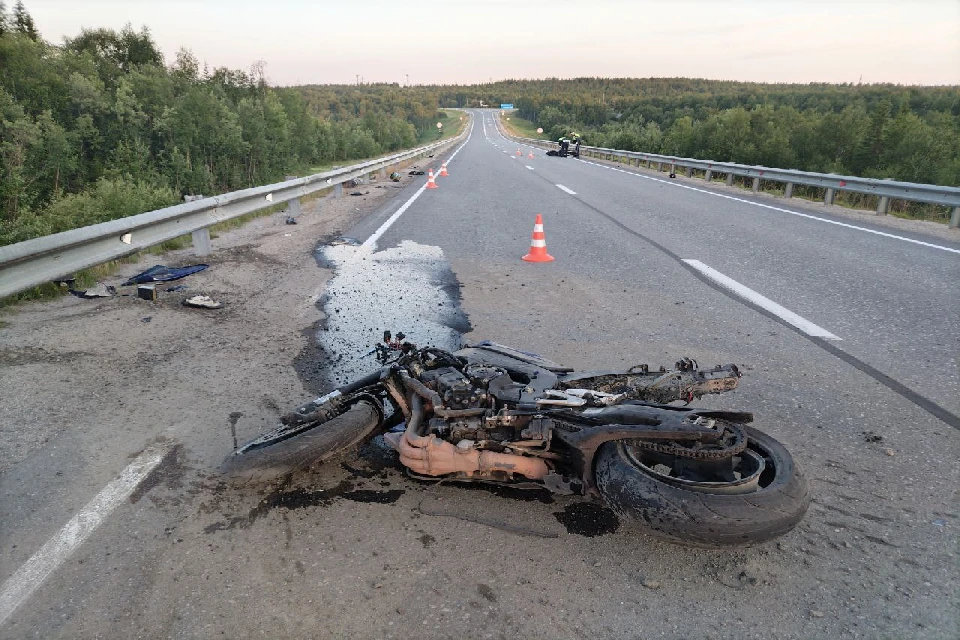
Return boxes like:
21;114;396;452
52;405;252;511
627;421;748;460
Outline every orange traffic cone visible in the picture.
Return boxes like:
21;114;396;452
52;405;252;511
521;214;554;263
516;148;522;156
527;151;534;159
439;162;449;177
426;168;438;189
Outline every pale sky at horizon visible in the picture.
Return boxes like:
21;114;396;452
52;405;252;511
21;0;960;86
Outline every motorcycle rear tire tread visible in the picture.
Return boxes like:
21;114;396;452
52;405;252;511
594;426;810;548
220;401;381;483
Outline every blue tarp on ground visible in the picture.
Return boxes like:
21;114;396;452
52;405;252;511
121;264;208;286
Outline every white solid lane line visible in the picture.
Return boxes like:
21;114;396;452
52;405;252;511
361;120;474;251
580;160;960;256
556;184;577;195
525;166;534;170
0;443;171;627
683;259;841;340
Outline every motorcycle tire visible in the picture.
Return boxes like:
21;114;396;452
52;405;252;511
594;426;809;548
220;401;381;483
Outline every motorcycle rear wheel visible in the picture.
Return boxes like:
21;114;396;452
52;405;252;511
594;426;809;548
220;401;382;483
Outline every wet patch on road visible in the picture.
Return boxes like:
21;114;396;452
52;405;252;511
342;489;404;504
554;502;621;537
202;479;406;533
303;240;471;390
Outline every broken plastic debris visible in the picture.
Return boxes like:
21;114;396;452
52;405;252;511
121;264;208;286
120;233;132;245
183;295;223;309
285;216;297;225
265;193;273;202
68;282;116;298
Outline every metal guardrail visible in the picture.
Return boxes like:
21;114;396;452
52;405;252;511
504;126;960;228
0;125;469;298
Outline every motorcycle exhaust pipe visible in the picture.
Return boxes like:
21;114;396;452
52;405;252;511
384;394;548;480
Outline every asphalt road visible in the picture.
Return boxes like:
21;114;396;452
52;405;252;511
1;109;958;639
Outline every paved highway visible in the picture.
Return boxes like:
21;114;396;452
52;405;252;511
1;109;958;639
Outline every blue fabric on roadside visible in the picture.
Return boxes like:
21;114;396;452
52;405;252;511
121;264;208;286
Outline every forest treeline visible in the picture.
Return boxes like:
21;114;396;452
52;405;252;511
428;78;960;187
0;2;443;246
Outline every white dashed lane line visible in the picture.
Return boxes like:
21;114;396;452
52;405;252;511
525;166;534;170
556;184;577;195
683;259;841;340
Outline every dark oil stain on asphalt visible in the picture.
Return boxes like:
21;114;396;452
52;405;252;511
342;489;404;504
554;502;621;537
130;444;184;504
451;481;555;504
477;583;498;603
203;480;405;533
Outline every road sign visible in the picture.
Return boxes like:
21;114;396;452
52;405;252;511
500;104;514;109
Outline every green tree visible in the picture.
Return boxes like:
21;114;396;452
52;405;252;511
12;1;36;41
0;2;8;38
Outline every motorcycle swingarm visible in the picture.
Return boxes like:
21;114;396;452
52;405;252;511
551;406;752;493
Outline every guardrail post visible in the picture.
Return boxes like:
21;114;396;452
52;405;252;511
752;177;760;192
704;169;712;182
824;188;835;205
647;159;653;169
685;167;693;178
334;183;343;198
876;196;889;216
725;174;734;186
657;162;663;171
192;228;212;257
287;196;301;218
950;207;959;228
784;183;794;199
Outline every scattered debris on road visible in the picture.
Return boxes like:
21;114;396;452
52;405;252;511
122;264;209;286
183;295;223;309
68;282;115;298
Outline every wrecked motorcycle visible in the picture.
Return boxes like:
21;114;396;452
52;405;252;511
223;341;810;547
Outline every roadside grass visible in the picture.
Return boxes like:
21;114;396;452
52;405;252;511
418;109;465;144
499;112;543;140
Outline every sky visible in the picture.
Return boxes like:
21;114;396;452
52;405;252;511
22;0;960;86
